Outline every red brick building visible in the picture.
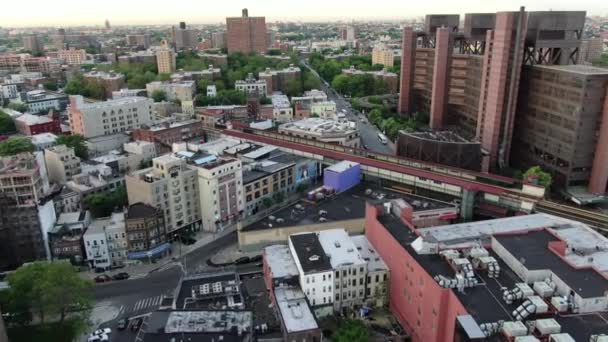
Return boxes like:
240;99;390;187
226;9;267;55
132;119;204;153
14;113;62;136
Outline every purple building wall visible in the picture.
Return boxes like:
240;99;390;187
323;161;361;193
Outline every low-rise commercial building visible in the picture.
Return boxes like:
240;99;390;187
15;112;62;136
242;159;295;216
278;118;360;148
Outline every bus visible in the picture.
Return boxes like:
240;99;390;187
378;133;388;144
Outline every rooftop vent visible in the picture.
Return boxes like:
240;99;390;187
309;255;319;261
334;241;341;248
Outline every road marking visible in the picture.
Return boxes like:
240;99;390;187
134;299;143;311
118;305;124;315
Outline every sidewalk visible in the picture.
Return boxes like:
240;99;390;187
81;225;236;280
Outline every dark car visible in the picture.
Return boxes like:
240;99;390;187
131;318;143;332
250;255;263;263
112;272;130;281
182;237;196;245
116;318;127;330
235;256;250;265
94;274;112;283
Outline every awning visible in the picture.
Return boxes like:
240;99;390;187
127;242;171;260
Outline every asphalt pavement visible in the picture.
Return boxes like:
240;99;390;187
301;60;395;155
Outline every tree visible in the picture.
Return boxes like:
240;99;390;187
55;134;88;159
523;166;552;190
7;102;28;113
196;79;211;94
302;71;321;91
333;320;368;342
156;73;171;82
262;197;274;209
332;74;350;94
2;261;92;326
267;49;282;56
151;89;167;103
0;137;35;156
42;82;58;91
272;191;285;204
83;186;128;218
0;110;16;134
286;79;303;97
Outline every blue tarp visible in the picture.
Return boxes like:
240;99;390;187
127;242;171;260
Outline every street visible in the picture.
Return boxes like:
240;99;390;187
301;60;395;155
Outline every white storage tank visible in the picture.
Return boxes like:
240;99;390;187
533;281;554;298
515;283;535;297
528;296;549;314
550;297;568;312
535;318;561;335
549;333;575;342
515;337;540;342
502;321;528;337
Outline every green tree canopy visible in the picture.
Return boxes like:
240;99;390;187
195;90;246;106
83;186;127;218
0;110;16;134
7;102;28;113
333;320;369;342
64;74;106;100
0;137;35;156
286;79;303;98
1;261;92;326
151;89;167;103
523;166;552;189
55;134;88;159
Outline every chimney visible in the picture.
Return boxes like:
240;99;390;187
242;8;249;17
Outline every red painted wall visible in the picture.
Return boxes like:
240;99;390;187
364;203;468;342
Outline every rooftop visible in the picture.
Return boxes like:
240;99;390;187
289;232;332;274
274;286;319;333
532;64;608;76
271;94;291;109
15;113;52;125
351;235;388;272
72;95;151;110
317;229;365;268
175;272;243;310
127;202;158;219
325;160;359;173
263;245;299;279
31;133;58;145
279;117;357;135
241;145;278;160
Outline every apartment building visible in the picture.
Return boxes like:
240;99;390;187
48;210;91;264
123;141;157;164
226;9;267;54
44;144;82;184
271;94;293;123
342;66;398;94
0;54;49;73
18;89;68;113
211;31;226;49
173;22;198;50
125;203;167;255
83;218;111;270
23;35;44;54
126;34;151;49
372;44;395;67
278;118;360;148
104;212;127;267
132;119;204;154
195;158;244;232
258;65;301;95
68;95;153;138
118;51;157;66
156;45;176;74
0;153;55;269
57;48;87;65
83;71;126;98
15;113;62;136
126;154;200;234
234;73;267;95
146;80;196;102
578;37;605;65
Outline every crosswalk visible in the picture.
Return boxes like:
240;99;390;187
120;295;163;316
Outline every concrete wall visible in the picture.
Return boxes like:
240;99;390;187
237;218;365;252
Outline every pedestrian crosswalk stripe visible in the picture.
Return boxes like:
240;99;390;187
129;295;163;314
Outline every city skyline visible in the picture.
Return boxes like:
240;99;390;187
2;0;607;27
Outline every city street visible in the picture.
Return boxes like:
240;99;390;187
301;60;396;155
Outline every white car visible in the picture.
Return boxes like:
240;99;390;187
89;328;111;338
88;334;109;342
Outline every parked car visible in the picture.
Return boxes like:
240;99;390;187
94;274;112;283
131;318;143;332
117;318;127;330
87;335;108;342
112;272;130;281
91;328;111;336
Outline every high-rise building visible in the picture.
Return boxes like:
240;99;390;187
23;34;44;54
105;19;111;30
226;8;267;55
156;41;176;74
372;44;394;67
172;22;198;50
338;25;356;41
211;31;226;49
126;34;151;49
57;48;87;65
126;154;201;234
68;95;153;138
398;10;587;174
578;38;605;65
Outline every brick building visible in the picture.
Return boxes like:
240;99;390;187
132;119;204;154
226;8;267;54
14;113;62;136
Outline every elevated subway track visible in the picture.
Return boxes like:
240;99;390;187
535;201;608;233
220;127;543;214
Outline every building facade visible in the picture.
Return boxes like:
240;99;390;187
57;48;87;65
68;95;153;138
226;9;267;54
146;80;196;102
125;203;167;254
372;44;395;67
44;144;82;184
156;46;176;74
278;118;360;148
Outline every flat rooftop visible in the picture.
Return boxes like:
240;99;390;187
531;64;608;76
274;286;319;333
245;183;453;232
495;230;608;298
318;229;365;268
351;235;388;272
290;232;332;274
263;245;299;279
175;272;241;310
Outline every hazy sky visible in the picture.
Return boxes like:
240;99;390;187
2;0;605;27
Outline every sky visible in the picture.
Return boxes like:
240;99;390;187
1;0;606;27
